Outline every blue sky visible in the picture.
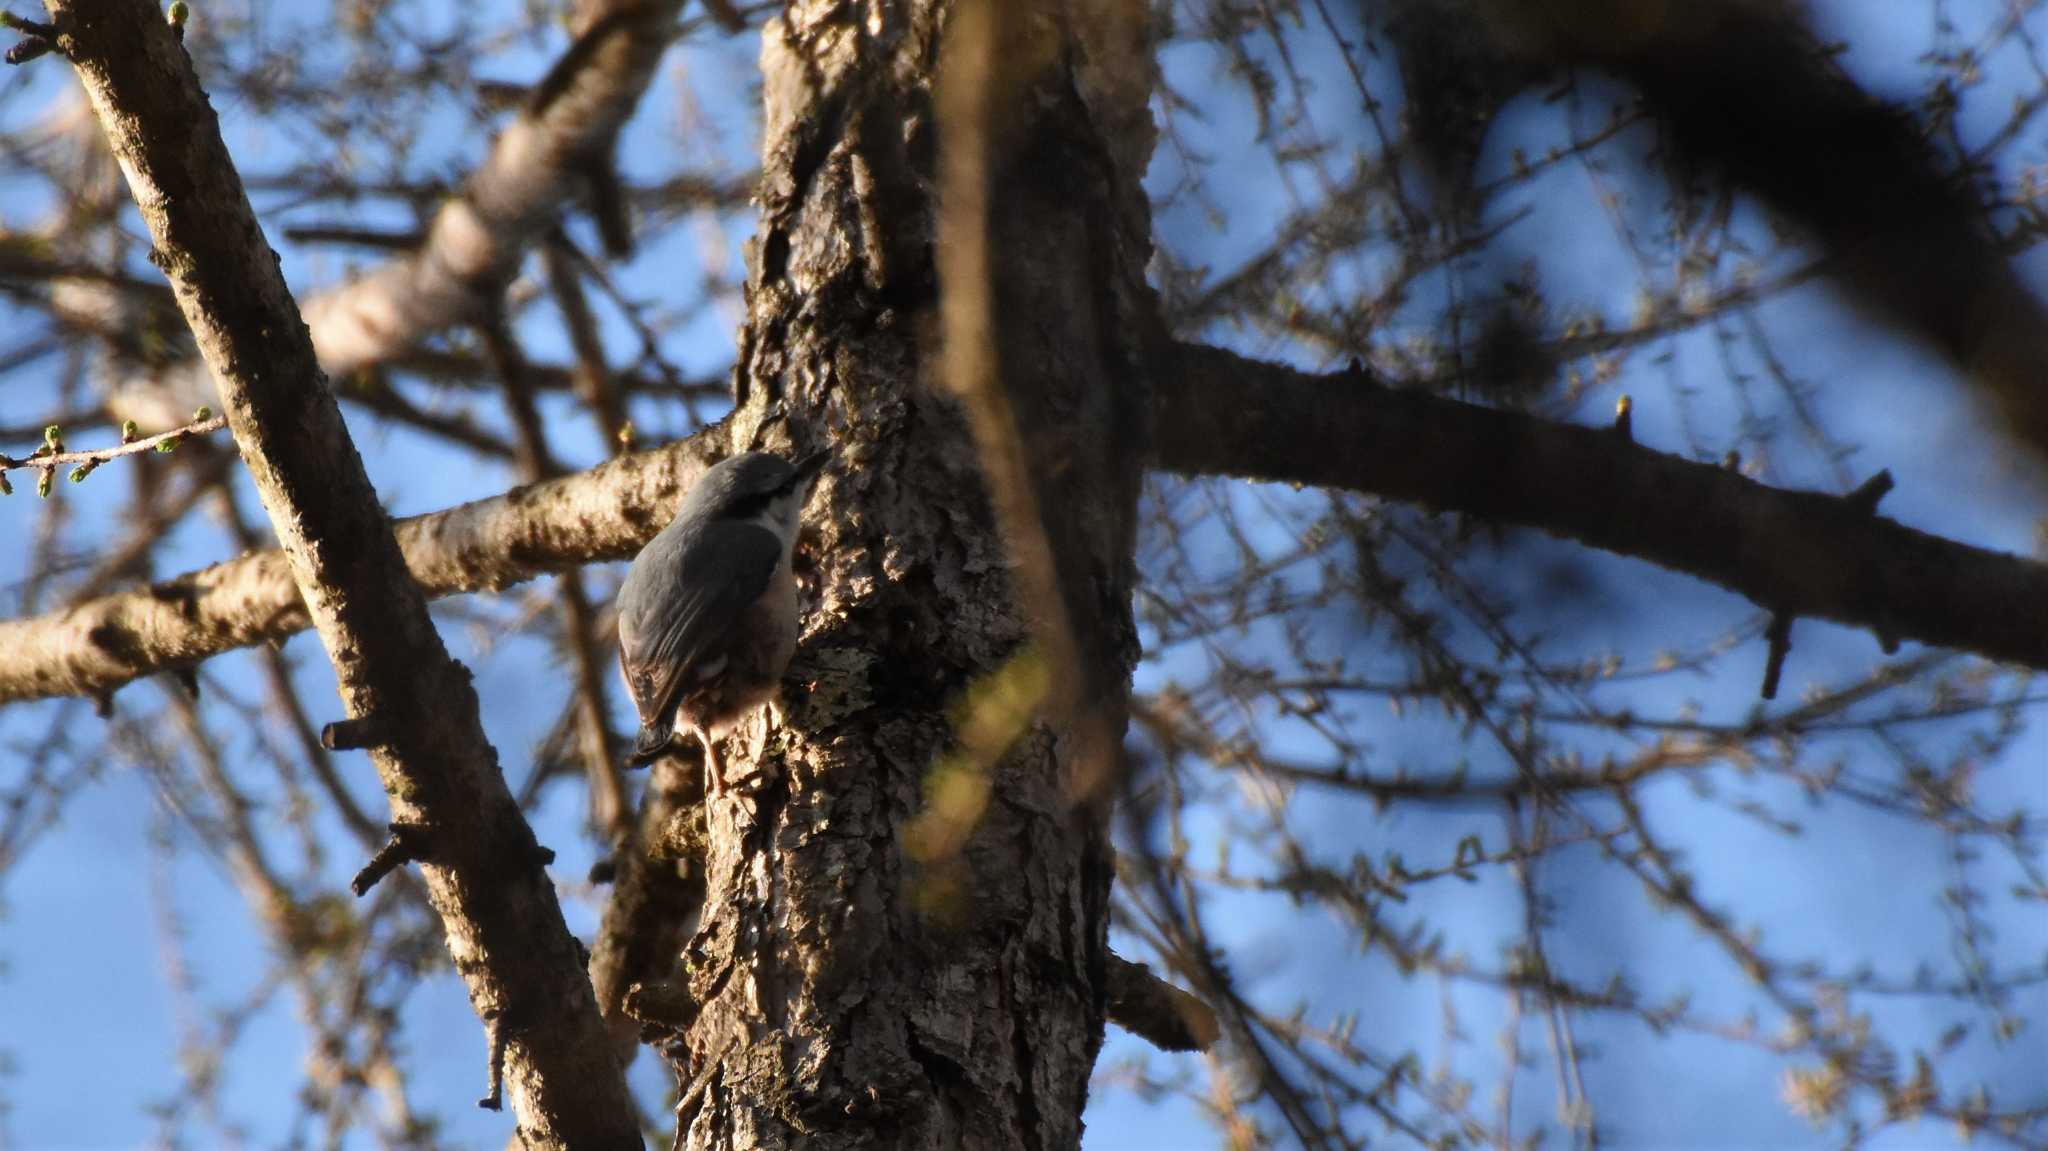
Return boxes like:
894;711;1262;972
4;1;2048;1148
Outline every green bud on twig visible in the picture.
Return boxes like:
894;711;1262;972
156;435;182;454
69;461;96;483
121;420;139;444
36;469;52;499
43;424;62;452
0;472;12;496
192;405;211;421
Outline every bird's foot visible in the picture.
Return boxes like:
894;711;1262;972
697;728;724;797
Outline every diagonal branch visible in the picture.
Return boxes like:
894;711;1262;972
1154;342;2048;672
42;4;643;1142
300;0;685;377
103;0;693;431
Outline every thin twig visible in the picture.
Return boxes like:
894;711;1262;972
0;413;225;493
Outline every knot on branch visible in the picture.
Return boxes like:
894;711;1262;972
514;823;556;876
1760;469;1896;699
321;714;391;752
1846;468;1896;515
528;839;556;869
1105;953;1220;1053
622;980;699;1037
1851;466;1908;651
1846;469;1901;653
350;821;428;897
1760;613;1795;701
478;1008;507;1111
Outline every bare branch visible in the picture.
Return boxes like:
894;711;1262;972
47;3;638;1145
350;821;427;897
103;0;693;431
1382;0;2048;464
299;0;687;378
1155;341;2048;671
0;424;729;704
1104;953;1219;1052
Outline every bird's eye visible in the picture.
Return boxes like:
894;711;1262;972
726;491;775;520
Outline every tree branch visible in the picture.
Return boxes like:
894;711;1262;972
291;0;689;378
12;337;2048;710
1383;0;2048;466
0;411;224;495
45;4;637;1144
9;326;2048;719
1105;953;1219;1052
0;425;729;705
100;0;692;432
1154;342;2048;671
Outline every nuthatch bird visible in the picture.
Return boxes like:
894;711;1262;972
616;449;825;792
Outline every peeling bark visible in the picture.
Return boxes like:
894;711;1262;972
43;4;636;1146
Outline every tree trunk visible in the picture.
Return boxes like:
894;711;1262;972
648;2;1157;1147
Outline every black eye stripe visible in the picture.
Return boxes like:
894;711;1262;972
725;491;776;520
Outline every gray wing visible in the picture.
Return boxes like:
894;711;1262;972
616;520;783;737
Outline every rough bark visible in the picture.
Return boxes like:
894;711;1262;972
42;4;636;1147
1158;343;2048;668
933;0;1154;798
589;753;708;1055
638;2;1151;1147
